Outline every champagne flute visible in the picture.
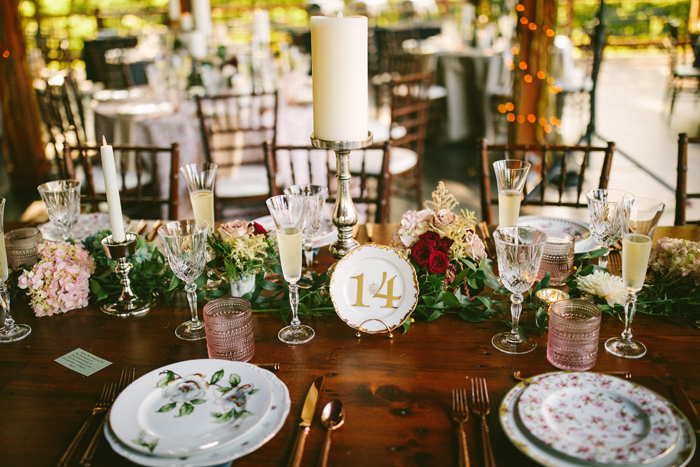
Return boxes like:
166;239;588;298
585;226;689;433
266;194;314;344
493;160;530;227
180;163;217;232
283;185;328;280
605;197;665;359
158;220;209;341
586;189;635;268
0;198;32;343
37;180;81;240
492;226;548;354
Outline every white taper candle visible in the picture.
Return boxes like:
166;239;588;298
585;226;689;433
311;12;368;141
100;136;126;243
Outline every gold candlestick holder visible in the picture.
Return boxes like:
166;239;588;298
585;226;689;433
100;233;158;317
311;131;373;261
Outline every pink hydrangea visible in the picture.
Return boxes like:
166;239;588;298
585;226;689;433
18;242;95;317
391;209;432;248
648;237;700;286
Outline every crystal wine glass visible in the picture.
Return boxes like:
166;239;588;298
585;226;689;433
586;189;635;268
493;160;530;227
37;180;81;240
0;198;32;343
492;227;548;354
283;185;329;279
266;194;314;344
605;197;665;359
158;220;209;341
180;163;217;233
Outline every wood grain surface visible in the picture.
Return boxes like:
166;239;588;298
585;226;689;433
1;223;698;467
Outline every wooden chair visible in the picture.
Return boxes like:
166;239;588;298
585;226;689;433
62;143;180;220
478;139;616;224
675;133;700;225
666;36;700;116
264;141;393;224
196;92;278;217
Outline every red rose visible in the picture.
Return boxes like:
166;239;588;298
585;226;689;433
420;231;441;245
429;250;449;274
252;222;267;236
412;240;433;266
437;237;454;254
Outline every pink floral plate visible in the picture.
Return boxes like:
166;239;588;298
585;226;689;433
517;372;680;465
109;359;272;457
517;216;597;254
40;213;131;242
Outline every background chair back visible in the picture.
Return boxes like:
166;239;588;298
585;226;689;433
676;133;700;225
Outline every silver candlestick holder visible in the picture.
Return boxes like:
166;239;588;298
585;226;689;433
100;233;158;317
311;131;373;261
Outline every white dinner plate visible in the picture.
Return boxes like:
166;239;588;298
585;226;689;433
518;372;679;464
105;363;291;466
252;215;337;249
110;360;272;457
500;372;696;467
518;216;598;254
329;244;418;333
40;213;131;242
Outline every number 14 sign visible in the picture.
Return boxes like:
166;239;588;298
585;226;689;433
329;244;419;334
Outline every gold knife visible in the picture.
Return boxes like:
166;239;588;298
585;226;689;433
672;382;700;434
288;376;324;467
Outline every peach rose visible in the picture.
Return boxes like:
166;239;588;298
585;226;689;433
430;209;458;234
218;220;253;243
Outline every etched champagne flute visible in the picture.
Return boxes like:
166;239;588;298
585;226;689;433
266;194;314;344
158;220;209;341
283;185;328;279
37;180;81;240
605;197;665;359
0;198;32;343
586;189;635;268
492;226;547;354
493;160;530;227
180;163;217;232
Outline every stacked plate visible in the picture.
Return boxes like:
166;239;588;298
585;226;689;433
252;215;337;249
105;359;290;466
517;216;598;255
500;372;696;467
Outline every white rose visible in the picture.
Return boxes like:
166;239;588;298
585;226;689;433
218;220;253;243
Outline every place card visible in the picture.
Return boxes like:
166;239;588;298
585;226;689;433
55;348;112;377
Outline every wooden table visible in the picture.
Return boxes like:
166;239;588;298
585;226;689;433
1;224;699;467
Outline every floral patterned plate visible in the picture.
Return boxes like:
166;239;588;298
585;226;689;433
500;373;696;467
40;213;131;242
517;372;681;465
109;359;272;457
105;364;291;466
517;216;598;254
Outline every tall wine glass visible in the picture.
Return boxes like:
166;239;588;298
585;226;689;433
283;185;329;279
158;220;209;341
37;180;81;240
493;227;548;354
266;194;314;344
493;160;530;227
586;189;635;268
0;198;32;343
605;197;665;359
180;163;217;233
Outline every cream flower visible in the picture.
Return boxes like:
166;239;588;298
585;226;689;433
577;270;627;307
430;209;458;235
218;220;253;244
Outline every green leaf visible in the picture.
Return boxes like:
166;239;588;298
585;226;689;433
535;306;548;331
442;291;460;308
211;369;224;385
261;280;283;291
190;399;207;405
249;388;260;395
229;373;241;387
90;280;101;295
402;320;411;333
481;259;501;290
213;410;235;423
425;310;442;322
156;371;176;388
156;402;177;413
177;403;195;417
211;412;223;418
166;275;180;292
236;410;253;419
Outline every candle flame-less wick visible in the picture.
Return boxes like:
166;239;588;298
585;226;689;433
337;10;343;18
102;135;107;146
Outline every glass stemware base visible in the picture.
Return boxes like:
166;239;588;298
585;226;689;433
278;324;314;344
176;320;206;341
492;332;537;354
0;324;32;343
604;337;646;358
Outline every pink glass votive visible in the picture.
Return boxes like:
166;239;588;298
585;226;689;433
5;227;42;268
203;297;255;362
537;230;575;286
547;299;602;371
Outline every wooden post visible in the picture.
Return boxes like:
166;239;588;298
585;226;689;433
0;0;49;189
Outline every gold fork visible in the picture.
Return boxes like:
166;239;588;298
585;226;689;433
470;378;497;467
451;388;471;467
79;368;137;467
56;381;117;467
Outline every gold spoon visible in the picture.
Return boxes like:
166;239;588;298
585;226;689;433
318;400;345;467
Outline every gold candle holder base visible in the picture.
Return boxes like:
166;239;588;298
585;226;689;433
310;131;373;261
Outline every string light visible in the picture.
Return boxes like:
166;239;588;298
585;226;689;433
528;23;537;31
2;51;8;58
524;74;533;83
505;102;514;111
520;17;529;25
511;47;519;55
516;4;525;11
517;115;525;123
498;104;507;113
537;71;545;80
519;61;528;70
528;114;536;123
507;113;516;122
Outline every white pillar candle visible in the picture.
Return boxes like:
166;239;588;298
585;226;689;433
252;9;271;44
193;0;213;36
100;137;126;243
168;0;181;22
188;31;208;60
311;13;368;141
